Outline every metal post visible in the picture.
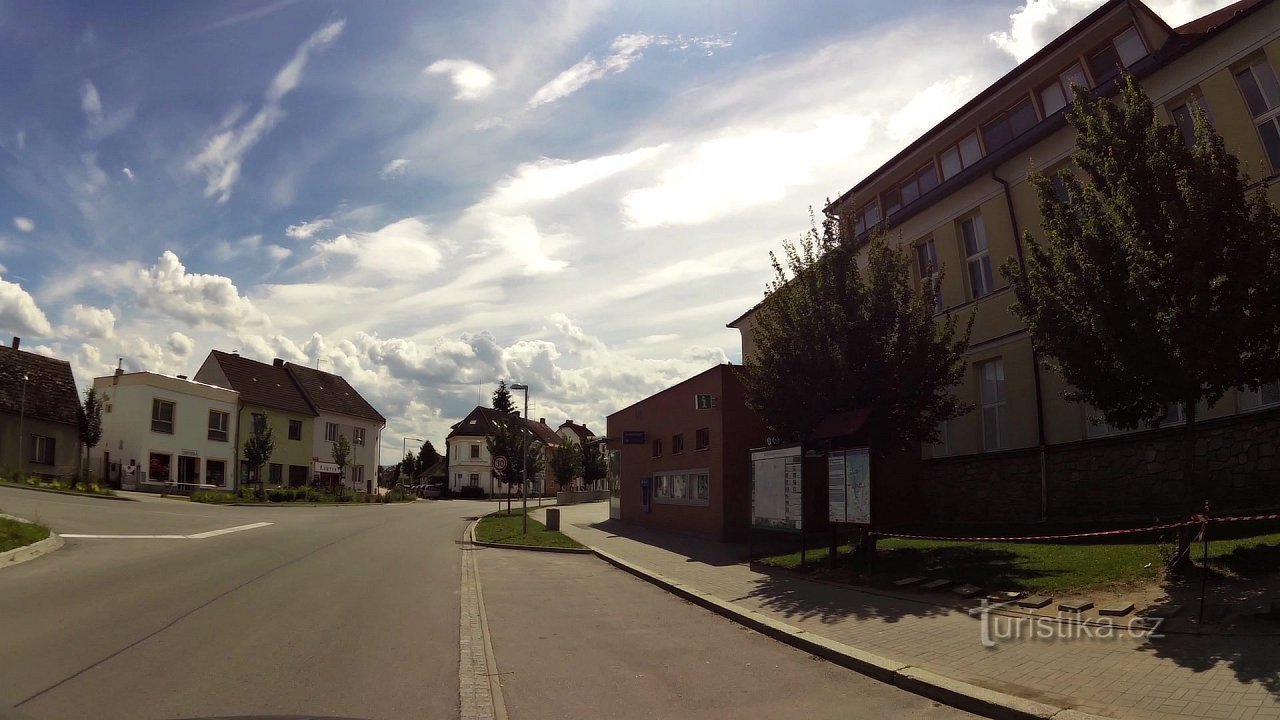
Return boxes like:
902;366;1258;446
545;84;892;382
1199;501;1210;625
521;390;529;534
18;375;28;474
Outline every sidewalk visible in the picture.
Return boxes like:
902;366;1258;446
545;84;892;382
532;503;1280;720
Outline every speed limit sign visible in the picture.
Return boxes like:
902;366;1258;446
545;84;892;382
493;456;508;473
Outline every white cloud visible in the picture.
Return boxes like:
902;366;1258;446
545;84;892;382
425;58;497;101
188;19;345;203
310;217;444;279
12;217;34;233
528;33;654;108
887;76;978;143
0;278;53;337
15;130;24;151
1146;0;1240;26
80;80;103;123
285;217;333;240
79;153;109;195
122;167;135;182
379;158;409;179
135;251;270;329
212;234;292;264
167;331;195;357
63;304;116;339
484;147;662;210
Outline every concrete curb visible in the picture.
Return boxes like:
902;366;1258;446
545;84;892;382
467;514;592;554
226;501;414;507
590;547;1111;720
0;482;134;501
0;515;64;569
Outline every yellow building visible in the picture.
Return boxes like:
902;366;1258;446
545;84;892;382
730;0;1280;522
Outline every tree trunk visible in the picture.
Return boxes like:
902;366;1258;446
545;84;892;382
1175;399;1199;568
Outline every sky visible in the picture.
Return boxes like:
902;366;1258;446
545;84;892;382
0;0;1238;460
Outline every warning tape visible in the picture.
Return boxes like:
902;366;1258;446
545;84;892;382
870;519;1196;543
1209;512;1280;523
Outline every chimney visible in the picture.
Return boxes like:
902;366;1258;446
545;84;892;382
273;358;284;367
177;375;188;380
114;358;123;384
10;337;19;350
539;417;546;425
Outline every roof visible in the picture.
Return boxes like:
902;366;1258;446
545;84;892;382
606;363;737;419
447;406;562;445
203;350;316;416
556;420;594;442
285;363;385;424
1175;0;1266;33
0;345;80;425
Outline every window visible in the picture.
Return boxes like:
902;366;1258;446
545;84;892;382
1241;381;1280;411
915;238;943;313
1038;62;1088;116
981;97;1038;153
288;419;301;441
177;456;200;485
695;428;710;450
469;473;480;485
979;359;1008;450
1088;26;1146;86
352;465;364;488
269;463;283;485
325;422;339;442
939;132;984;182
206;459;226;486
885;163;940;216
931;420;950;457
151;398;175;434
672;433;684;454
1235;59;1280;171
452;444;458;460
1170;94;1214;148
353;427;365;446
208;410;229;442
1113;26;1147;67
653;470;710;505
31;435;55;465
149;452;171;482
853;200;881;235
652;438;663;457
961;215;995;299
1086;401;1185;437
470;444;480;459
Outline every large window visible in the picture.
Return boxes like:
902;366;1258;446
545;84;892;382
1086;402;1186;437
1241;381;1280;411
470;443;480;459
353;427;365;446
151;399;175;434
695;427;710;451
269;463;283;485
31;435;55;465
1088;26;1146;86
979;358;1008;451
149;452;171;482
981;97;1037;154
206;459;226;486
1235;58;1280;171
1170;94;1213;149
1038;62;1088;116
939;132;983;181
853;201;881;235
652;438;663;457
288;419;302;441
885;163;940;216
325;422;339;442
672;433;684;454
961;215;995;299
915;238;942;313
654;470;711;505
208;410;229;442
469;473;480;486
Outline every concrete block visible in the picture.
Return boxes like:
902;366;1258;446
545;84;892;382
920;579;952;591
1058;600;1094;613
1018;595;1053;609
893;576;926;587
1098;602;1135;617
986;591;1025;603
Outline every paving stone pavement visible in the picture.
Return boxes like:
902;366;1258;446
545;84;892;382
533;503;1280;720
460;540;499;720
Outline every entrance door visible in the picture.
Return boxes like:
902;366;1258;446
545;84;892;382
608;450;621;520
640;476;652;514
177;456;200;485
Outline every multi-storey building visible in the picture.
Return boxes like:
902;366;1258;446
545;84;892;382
730;0;1280;523
445;406;564;495
285;362;385;494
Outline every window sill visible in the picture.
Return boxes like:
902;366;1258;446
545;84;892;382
694;446;710;452
654;497;711;507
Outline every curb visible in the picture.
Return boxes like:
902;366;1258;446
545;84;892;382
226;501;414;507
0;482;134;501
0;516;64;569
590;547;1111;720
466;514;592;554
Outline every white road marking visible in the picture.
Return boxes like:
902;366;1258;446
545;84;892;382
61;522;273;540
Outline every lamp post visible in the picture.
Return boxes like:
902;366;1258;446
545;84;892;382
509;382;530;534
402;436;422;491
17;374;28;472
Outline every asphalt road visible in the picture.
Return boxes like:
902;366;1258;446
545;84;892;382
0;486;492;720
476;547;975;720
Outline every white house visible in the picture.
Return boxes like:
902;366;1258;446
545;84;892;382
445;406;564;495
283;362;385;493
91;370;240;492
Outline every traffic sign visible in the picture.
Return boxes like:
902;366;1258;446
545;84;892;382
493;456;508;472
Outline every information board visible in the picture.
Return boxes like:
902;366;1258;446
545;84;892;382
751;445;803;531
827;448;871;524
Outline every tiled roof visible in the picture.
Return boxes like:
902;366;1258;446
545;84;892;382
0;345;80;425
448;406;562;445
285;363;385;424
556;420;594;442
1176;0;1266;33
205;350;316;416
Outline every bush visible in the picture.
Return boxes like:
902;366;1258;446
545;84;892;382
384;487;417;503
192;490;236;504
457;485;487;499
236;485;260;502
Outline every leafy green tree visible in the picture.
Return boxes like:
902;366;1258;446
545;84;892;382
79;387;103;483
418;439;441;472
399;451;418;485
242;414;275;499
331;433;352;496
1001;76;1280;557
743;211;973;449
492;380;517;415
580;440;609;491
549;440;582;491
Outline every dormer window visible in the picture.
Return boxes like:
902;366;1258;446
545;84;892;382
939;132;983;181
1088;26;1146;86
1038;63;1088;116
981;97;1038;153
885;163;940;216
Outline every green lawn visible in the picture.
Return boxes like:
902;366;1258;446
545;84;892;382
475;509;584;549
0;516;51;553
757;531;1280;594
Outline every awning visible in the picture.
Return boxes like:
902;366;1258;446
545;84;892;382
811;409;871;441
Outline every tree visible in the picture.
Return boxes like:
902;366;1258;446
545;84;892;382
399;451;418;485
331;433;352;496
79;387;103;483
1001;76;1280;558
580;441;609;491
487;415;524;510
743;211;973;449
242;414;275;499
492;380;517;415
418;439;441;473
549;440;582;492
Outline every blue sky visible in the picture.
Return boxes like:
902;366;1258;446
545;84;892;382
0;0;1235;457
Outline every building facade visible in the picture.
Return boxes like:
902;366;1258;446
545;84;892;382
92;371;240;492
0;338;81;479
193;351;317;488
555;420;595;489
606;364;770;542
284;362;385;494
444;406;564;495
730;0;1280;522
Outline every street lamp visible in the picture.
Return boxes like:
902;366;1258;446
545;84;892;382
17;374;28;472
402;436;422;491
509;382;530;534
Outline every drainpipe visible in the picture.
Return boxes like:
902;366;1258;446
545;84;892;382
992;170;1050;522
233;398;243;492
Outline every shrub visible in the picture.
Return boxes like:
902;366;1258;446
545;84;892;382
236;485;260;502
48;480;65;491
191;490;235;504
458;485;487;499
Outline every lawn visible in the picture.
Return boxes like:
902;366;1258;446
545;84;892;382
0;516;51;553
757;531;1280;594
475;509;585;549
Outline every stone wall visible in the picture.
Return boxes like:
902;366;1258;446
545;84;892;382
909;406;1280;525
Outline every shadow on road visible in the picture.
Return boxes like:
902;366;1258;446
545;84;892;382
586;518;744;567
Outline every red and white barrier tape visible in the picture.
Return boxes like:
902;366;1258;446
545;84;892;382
1209;512;1280;523
870;519;1196;543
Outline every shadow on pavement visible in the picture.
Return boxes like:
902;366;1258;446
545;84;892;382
586;518;745;567
740;570;955;626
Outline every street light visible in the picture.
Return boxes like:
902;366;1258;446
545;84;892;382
17;374;28;472
509;382;530;534
402;436;422;491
